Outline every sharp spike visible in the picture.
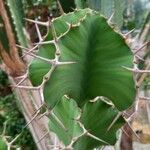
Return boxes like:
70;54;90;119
66;131;87;149
134;41;150;54
56;0;64;15
22;50;54;64
124;118;141;142
10;85;39;90
32;103;46;117
35;20;43;41
9;133;21;145
121;128;130;139
122;66;150;73
48;145;61;149
135;55;145;61
124;28;135;37
57;61;76;65
107;112;122;131
38;111;48;119
25;18;49;26
16;44;29;50
36;131;49;144
34;40;54;45
107;12;115;24
51;111;67;131
38;88;45;104
13;76;28;89
2;121;7;136
17;44;39;58
24;110;40;128
87;132;109;145
139;96;150;101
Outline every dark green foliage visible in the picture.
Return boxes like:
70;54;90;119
0;70;11;97
0;71;36;150
6;0;28;47
0;70;8;88
59;0;76;12
0;94;36;149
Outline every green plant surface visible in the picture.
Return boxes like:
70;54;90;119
0;138;7;150
29;9;90;84
49;95;83;145
29;9;135;111
49;96;125;149
75;98;125;149
6;0;28;47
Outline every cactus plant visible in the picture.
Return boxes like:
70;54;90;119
29;9;135;110
29;8;135;149
76;0;127;28
49;96;125;149
6;0;28;47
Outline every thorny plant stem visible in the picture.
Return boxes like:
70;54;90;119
0;0;25;76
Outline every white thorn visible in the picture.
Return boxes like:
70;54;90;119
16;44;29;50
124;28;135;37
107;112;122;131
35;19;43;41
13;76;28;88
17;44;39;58
57;61;76;65
24;110;40;128
107;12;115;24
124;118;141;142
34;40;55;45
11;85;39;90
25;18;50;27
56;0;64;15
36;131;49;144
51;111;67;131
122;66;150;73
22;50;54;64
139;96;150;101
135;55;145;61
